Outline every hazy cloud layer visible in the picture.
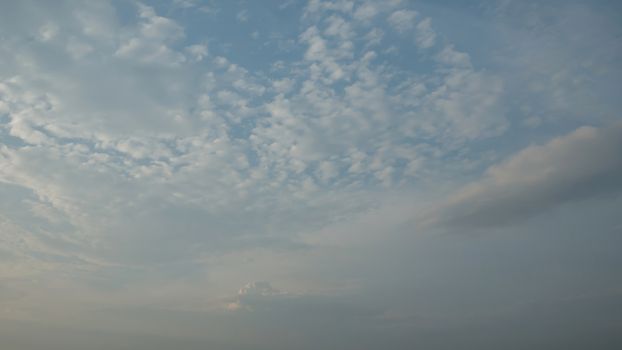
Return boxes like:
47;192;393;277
1;0;621;349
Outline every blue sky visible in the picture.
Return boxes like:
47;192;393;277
0;1;621;349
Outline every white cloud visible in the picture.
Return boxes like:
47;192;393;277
236;9;249;22
172;0;199;9
115;4;186;66
38;22;59;41
0;2;512;270
353;3;378;22
317;160;339;181
324;15;354;40
364;28;383;47
304;0;355;18
115;38;186;65
414;17;436;48
436;45;471;68
238;281;281;297
185;44;208;61
388;9;417;33
8;118;50;145
136;4;184;40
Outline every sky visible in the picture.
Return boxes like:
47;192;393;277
0;0;621;349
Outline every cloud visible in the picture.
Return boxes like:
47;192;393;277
353;3;378;22
324;15;354;40
304;0;355;18
363;28;383;47
185;44;208;61
1;2;621;348
236;10;249;23
115;3;186;66
388;9;417;33
492;0;622;124
430;123;622;229
0;0;512;274
238;281;281;297
224;281;383;340
226;281;283;310
436;45;471;68
414;17;436;48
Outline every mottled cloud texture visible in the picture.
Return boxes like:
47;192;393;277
1;1;621;349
